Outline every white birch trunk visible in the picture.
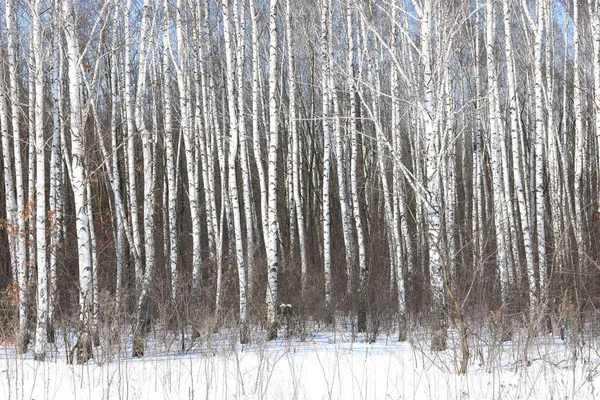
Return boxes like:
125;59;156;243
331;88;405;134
85;179;98;342
48;33;64;340
110;3;125;313
250;0;269;261
27;35;36;292
349;6;368;328
286;0;307;296
391;0;409;321
472;1;485;285
266;0;280;338
163;0;179;309
0;37;19;341
486;0;510;302
175;0;202;297
420;0;444;312
503;0;535;307
209;75;229;315
124;0;143;291
133;0;157;357
222;0;248;341
32;0;47;360
329;14;355;299
197;2;221;312
573;0;585;273
5;0;29;354
442;68;457;282
532;0;547;304
0;80;16;281
63;0;93;363
321;0;333;313
234;0;256;300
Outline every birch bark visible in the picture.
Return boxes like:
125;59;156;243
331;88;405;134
5;0;29;354
222;0;249;342
124;0;143;291
163;0;179;309
321;0;333;315
286;0;308;297
133;0;157;357
419;0;446;350
32;0;47;361
486;0;511;302
63;0;93;363
266;0;280;339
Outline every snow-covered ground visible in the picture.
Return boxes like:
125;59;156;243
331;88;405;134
1;327;599;399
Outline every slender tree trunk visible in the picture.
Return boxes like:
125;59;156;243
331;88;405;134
0;33;20;347
5;0;29;354
250;0;269;275
174;0;202;300
390;0;409;335
222;0;248;342
266;0;280;339
286;0;308;298
124;0;143;292
32;0;47;361
486;0;511;304
321;0;333;317
234;0;256;301
349;4;367;332
419;0;446;351
573;0;586;279
110;6;125;313
503;0;535;308
163;0;179;311
48;31;64;342
27;31;37;297
532;0;547;305
63;0;93;363
132;0;157;357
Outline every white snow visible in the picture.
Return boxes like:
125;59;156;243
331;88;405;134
1;328;599;399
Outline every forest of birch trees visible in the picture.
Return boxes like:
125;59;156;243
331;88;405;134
1;0;600;363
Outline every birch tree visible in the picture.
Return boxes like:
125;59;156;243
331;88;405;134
32;0;48;361
266;0;280;339
63;0;94;363
163;0;179;309
503;0;535;307
320;0;333;316
221;0;249;342
286;0;308;297
0;44;19;346
418;0;446;350
347;0;368;336
124;0;143;291
6;0;29;354
132;0;159;357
